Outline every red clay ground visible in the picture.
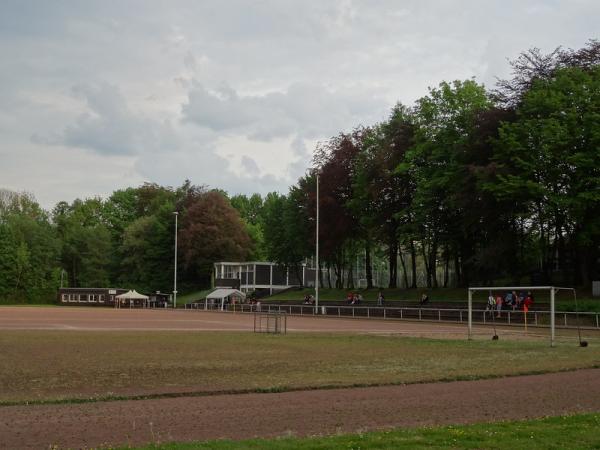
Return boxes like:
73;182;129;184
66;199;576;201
1;306;599;449
1;306;592;342
0;368;599;449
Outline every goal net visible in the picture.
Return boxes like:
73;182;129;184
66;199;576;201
467;286;576;347
253;311;287;334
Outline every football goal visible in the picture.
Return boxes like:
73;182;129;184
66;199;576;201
467;286;577;347
253;311;287;334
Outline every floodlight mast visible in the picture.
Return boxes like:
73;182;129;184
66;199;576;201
173;211;178;309
315;171;319;312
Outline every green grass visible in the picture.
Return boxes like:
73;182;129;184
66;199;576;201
1;331;599;404
267;288;600;310
268;288;469;302
131;413;600;449
556;299;600;313
176;289;214;306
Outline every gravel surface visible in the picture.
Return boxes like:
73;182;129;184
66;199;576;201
1;306;589;342
1;368;599;449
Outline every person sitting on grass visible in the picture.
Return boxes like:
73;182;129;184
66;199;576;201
346;292;354;304
420;292;429;306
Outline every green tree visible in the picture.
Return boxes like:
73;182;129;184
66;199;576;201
494;66;600;284
0;190;60;303
403;80;492;287
179;191;253;287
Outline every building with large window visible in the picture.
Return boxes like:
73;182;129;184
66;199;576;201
214;261;317;295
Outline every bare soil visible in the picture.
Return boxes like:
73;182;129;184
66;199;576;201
1;307;599;449
1;306;595;341
0;368;598;449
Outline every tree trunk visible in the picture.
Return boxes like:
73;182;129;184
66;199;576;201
422;244;432;288
431;240;438;288
365;241;373;289
399;249;409;289
388;240;398;288
318;260;324;290
326;262;332;289
443;247;450;288
347;259;354;289
409;240;417;288
454;254;462;287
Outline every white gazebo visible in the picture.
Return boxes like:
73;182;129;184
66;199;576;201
115;290;150;308
205;288;246;311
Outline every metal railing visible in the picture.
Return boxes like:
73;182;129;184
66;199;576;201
183;302;600;330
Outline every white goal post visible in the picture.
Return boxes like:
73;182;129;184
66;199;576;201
467;286;576;347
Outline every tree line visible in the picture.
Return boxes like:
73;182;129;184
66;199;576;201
0;183;254;303
257;41;600;290
1;41;598;303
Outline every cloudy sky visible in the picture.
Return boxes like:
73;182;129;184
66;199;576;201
1;1;598;208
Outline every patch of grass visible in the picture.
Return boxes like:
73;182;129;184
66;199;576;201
556;299;600;313
132;413;600;449
0;331;599;404
267;288;600;311
0;304;58;307
176;289;214;306
267;288;470;302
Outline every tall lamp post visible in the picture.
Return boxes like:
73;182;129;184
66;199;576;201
173;211;178;309
315;171;319;312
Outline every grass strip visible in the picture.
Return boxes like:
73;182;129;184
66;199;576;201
131;413;600;449
1;364;598;408
2;331;599;405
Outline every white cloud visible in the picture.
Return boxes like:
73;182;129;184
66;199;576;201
182;81;387;141
0;0;598;208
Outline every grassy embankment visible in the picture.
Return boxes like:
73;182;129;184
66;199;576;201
266;287;600;312
1;331;598;405
131;413;600;450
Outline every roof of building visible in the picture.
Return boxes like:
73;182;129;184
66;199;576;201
206;288;246;299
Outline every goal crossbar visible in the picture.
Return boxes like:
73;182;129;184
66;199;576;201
467;286;576;347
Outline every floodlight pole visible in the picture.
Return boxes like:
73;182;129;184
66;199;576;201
173;211;178;309
467;289;473;340
315;171;319;312
550;287;555;347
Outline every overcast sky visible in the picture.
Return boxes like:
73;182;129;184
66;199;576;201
1;1;598;209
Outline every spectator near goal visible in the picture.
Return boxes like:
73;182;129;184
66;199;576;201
495;295;503;318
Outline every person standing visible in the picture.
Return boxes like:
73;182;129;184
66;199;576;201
496;294;503;318
487;292;496;315
377;291;385;307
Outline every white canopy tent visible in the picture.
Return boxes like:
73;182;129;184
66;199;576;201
115;289;150;308
205;288;246;311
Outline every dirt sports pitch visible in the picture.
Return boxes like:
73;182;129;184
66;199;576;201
0;306;599;449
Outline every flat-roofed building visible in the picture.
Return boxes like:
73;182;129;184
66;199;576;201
214;261;318;295
57;288;171;307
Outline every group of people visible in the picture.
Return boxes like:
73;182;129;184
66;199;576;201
486;290;534;317
346;292;364;305
303;294;315;305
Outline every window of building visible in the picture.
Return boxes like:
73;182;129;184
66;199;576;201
99;294;105;303
224;265;236;279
